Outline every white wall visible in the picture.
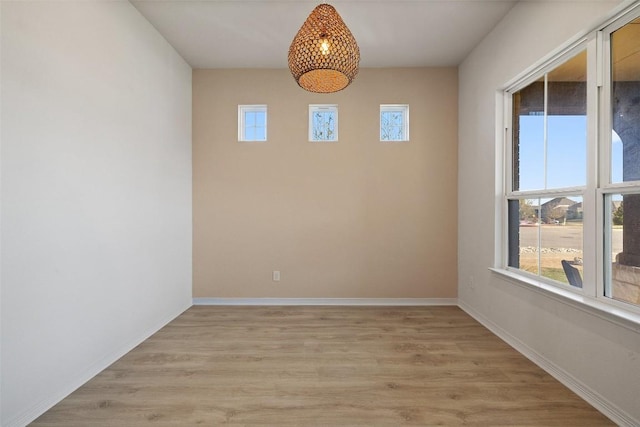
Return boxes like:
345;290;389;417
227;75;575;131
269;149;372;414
0;2;192;425
458;1;640;425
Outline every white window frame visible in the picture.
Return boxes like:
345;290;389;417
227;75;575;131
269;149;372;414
495;2;640;326
309;104;338;142
380;104;409;142
238;105;267;142
503;44;591;295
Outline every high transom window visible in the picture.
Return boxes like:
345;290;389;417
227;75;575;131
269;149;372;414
309;105;338;142
380;104;409;142
238;105;267;142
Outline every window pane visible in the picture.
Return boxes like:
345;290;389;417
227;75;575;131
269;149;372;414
255;111;265;127
245;111;255;127
512;50;586;191
539;196;583;286
515;114;545;191
547;51;587;188
508;198;540;274
312;111;336;141
381;112;393;140
512;78;545;191
254;126;266;141
546;115;586;188
612;130;623;183
509;197;583;287
381;110;404;140
605;193;640;307
611;17;640;184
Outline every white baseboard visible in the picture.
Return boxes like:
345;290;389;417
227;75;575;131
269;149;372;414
6;301;192;427
458;299;638;427
193;297;458;306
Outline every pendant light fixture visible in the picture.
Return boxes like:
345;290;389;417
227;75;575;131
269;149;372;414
288;3;360;93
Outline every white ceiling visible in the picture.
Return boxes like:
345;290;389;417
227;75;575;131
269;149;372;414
131;0;518;69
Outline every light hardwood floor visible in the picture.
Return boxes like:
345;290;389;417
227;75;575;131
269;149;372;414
32;306;613;426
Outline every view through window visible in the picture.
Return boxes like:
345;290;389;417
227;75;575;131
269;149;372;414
508;50;587;287
604;17;640;307
238;105;267;142
309;105;338;142
380;105;409;141
505;9;640;310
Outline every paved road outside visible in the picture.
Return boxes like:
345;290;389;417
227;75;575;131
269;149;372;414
519;225;622;253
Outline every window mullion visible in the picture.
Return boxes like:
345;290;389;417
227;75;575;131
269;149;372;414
543;74;549;191
583;35;599;298
501;92;512;269
599;30;612;188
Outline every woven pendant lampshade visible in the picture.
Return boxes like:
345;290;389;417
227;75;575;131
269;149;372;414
288;4;360;93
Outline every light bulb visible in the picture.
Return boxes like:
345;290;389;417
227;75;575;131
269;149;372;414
320;38;330;55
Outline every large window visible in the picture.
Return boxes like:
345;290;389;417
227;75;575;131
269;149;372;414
508;49;587;286
603;15;640;307
503;6;640;312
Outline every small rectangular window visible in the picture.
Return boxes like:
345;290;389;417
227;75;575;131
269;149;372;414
309;105;338;142
238;105;267;142
380;105;409;141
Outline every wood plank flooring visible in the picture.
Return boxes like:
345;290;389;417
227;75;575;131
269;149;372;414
32;306;613;426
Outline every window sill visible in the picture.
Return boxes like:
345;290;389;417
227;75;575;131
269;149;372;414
489;268;640;334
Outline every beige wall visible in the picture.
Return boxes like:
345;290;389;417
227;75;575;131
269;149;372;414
193;68;457;298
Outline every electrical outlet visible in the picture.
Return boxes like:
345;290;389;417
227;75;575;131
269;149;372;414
272;270;281;282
